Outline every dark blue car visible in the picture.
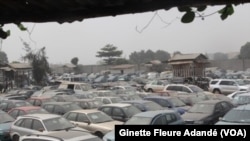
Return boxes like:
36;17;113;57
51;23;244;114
143;95;191;115
0;110;15;141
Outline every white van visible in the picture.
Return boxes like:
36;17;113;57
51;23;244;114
58;81;92;94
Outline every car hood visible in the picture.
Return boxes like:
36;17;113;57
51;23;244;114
0;122;13;131
93;120;123;130
215;120;250;125
181;112;209;121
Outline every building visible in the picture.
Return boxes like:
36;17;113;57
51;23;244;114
168;53;209;78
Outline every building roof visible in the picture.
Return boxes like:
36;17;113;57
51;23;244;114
8;63;32;69
168;53;209;64
0;1;245;24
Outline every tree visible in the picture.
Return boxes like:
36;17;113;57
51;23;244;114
213;52;228;60
173;51;182;57
239;42;250;70
0;51;8;64
21;40;50;86
155;50;171;61
71;57;79;65
96;44;123;65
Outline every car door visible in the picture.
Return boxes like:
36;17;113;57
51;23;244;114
76;113;92;132
111;107;126;122
14;118;37;136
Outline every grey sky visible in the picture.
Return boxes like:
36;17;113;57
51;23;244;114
1;4;250;65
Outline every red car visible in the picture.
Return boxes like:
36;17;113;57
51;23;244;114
27;96;55;106
8;106;49;119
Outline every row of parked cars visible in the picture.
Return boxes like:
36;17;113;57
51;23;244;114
0;78;248;141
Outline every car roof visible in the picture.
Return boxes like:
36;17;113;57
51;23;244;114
233;104;250;110
144;96;171;99
100;103;132;107
42;102;73;105
21;130;96;141
17;113;61;120
196;100;224;104
132;109;177;118
122;100;152;104
68;109;100;114
10;106;41;111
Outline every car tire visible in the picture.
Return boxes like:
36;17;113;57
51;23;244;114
95;131;103;138
213;89;221;94
12;135;19;141
147;88;153;92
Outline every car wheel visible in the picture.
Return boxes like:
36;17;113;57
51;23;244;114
95;131;103;138
12;135;19;141
213;89;221;94
147;88;153;92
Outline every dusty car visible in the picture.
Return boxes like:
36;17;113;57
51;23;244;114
181;100;234;125
63;109;123;138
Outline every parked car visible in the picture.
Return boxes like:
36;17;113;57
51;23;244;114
97;103;142;122
41;102;82;115
143;95;190;115
8;106;49;119
10;113;88;141
121;100;165;112
143;80;168;92
125;109;185;125
208;79;250;94
103;109;185;141
74;99;103;109
215;104;250;125
0;100;32;112
63;109;123;138
19;130;102;141
181;100;234;125
0;110;15;141
94;96;123;105
51;95;78;102
26;96;56;106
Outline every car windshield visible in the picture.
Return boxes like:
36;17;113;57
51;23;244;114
221;109;250;123
44;117;75;131
188;103;214;114
169;97;186;107
62;103;82;112
88;101;102;108
15;101;31;107
87;112;113;123
123;106;141;118
0;112;15;123
28;108;49;114
144;102;164;111
110;97;123;103
125;116;152;125
189;86;204;93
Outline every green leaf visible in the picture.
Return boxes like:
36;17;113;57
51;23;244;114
181;11;195;23
226;5;234;15
197;5;207;12
6;30;11;36
177;6;192;12
17;23;27;31
220;13;228;20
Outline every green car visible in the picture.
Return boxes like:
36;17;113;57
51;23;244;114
0;110;15;141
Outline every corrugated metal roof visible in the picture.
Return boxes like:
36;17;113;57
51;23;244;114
169;53;202;61
168;61;193;65
8;63;32;69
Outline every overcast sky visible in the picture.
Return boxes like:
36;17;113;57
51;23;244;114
1;4;250;65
